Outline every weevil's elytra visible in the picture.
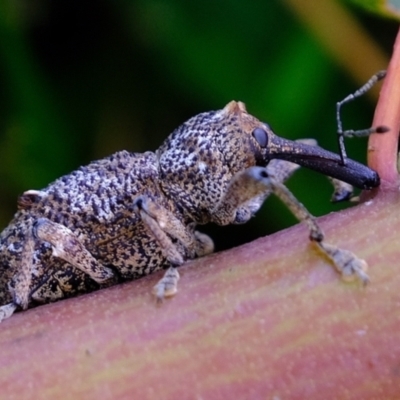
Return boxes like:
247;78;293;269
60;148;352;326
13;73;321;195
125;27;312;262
0;72;386;321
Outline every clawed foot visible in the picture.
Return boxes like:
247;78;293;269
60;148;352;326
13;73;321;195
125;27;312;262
153;267;180;302
315;241;370;285
0;303;18;323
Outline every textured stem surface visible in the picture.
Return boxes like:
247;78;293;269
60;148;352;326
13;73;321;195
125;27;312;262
1;191;400;399
368;27;400;185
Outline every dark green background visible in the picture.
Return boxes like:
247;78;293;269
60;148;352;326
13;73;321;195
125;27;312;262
0;1;397;251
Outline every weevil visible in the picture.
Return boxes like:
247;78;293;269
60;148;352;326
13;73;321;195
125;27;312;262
0;71;387;322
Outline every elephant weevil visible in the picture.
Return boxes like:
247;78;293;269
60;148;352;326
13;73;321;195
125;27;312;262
0;71;387;322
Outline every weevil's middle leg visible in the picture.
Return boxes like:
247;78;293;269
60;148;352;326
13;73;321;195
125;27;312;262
133;196;214;300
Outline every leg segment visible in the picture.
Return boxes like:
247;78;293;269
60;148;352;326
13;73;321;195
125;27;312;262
0;303;17;322
212;137;355;223
34;218;114;283
10;230;36;309
336;70;387;165
0;218;115;322
134;197;214;260
328;177;354;202
0;230;37;321
211;146;307;225
153;266;180;300
133;196;214;300
213;166;369;284
264;171;369;283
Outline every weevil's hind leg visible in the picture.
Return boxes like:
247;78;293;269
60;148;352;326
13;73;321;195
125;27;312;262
34;218;114;283
8;230;36;311
0;218;115;322
0;303;17;322
133;196;213;301
0;230;37;321
336;70;387;165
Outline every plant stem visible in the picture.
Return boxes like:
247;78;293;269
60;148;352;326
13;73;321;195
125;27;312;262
368;27;400;186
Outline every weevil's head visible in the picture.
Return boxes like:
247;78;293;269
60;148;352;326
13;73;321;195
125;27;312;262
157;101;379;222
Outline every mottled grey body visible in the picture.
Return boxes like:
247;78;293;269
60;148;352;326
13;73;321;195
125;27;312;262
0;100;373;321
0;102;266;311
0;151;166;304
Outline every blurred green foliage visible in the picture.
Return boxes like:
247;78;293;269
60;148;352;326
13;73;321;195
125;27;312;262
349;0;400;20
0;0;397;251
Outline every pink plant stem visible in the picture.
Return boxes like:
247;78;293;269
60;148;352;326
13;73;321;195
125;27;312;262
368;28;400;186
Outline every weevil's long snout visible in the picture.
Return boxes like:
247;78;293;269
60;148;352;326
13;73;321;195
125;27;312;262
265;134;379;189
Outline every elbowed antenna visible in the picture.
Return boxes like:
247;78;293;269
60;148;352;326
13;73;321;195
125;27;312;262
264;134;379;190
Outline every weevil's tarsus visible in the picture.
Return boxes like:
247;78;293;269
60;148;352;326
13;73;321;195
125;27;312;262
375;125;390;134
315;241;369;285
153;266;180;301
336;70;386;165
0;303;17;323
329;177;354;203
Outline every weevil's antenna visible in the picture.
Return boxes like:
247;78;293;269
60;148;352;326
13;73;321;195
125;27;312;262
336;70;388;165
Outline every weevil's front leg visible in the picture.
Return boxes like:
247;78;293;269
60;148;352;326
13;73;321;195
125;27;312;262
251;169;369;283
212;147;310;226
315;241;369;283
34;218;114;283
211;166;282;225
213;137;348;225
133;196;214;300
213;166;369;284
336;70;387;164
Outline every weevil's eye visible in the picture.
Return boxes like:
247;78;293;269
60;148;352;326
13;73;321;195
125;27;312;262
252;127;268;148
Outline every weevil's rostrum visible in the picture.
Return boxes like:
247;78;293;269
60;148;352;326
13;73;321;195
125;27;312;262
0;86;383;321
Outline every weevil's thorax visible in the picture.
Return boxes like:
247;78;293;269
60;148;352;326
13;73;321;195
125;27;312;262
157;101;266;224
